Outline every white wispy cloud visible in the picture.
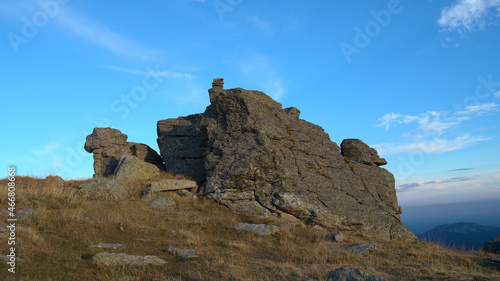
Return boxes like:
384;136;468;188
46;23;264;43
103;65;192;79
374;103;498;155
374;134;491;155
495;91;500;98
56;8;163;62
397;176;475;192
438;0;500;32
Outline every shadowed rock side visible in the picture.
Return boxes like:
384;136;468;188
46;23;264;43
157;79;415;241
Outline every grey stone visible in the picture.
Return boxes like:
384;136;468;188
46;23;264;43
234;222;279;236
89;243;122;249
167;247;198;259
327;266;387;281
92;252;166;266
482;237;500;254
14;207;37;222
326;232;344;242
343;243;377;254
114;156;162;184
149;196;176;210
0;255;23;262
140;179;198;199
76;178;130;201
135;238;157;242
155;80;415;241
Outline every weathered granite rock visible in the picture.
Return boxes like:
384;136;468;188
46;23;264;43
85;127;164;178
167;247;198;259
327;266;387;281
16;207;37;222
343;243;377;254
0;255;23;262
157;114;206;182
140;179;198;199
482;237;500;254
92;252;166;266
234;223;279;236
156;79;415;241
85;128;128;177
114;155;162;184
89;243;122;249
326;232;344;242
76;178;130;201
149;196;176;210
341;139;387;166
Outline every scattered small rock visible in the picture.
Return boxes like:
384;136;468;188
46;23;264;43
0;255;23;262
166;247;198;259
343;242;377;254
89;243;122;249
326;266;387;281
234;223;279;236
93;252;166;266
326;232;344;242
135;238;157;242
149;196;176;210
118;222;125;232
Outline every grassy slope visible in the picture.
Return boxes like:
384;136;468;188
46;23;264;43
0;175;498;281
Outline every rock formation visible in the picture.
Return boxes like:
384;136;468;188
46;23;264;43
156;79;415;241
84;127;164;178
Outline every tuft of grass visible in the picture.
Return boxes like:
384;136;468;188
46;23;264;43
0;175;498;280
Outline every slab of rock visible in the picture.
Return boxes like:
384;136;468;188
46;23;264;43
76;178;130;201
156;79;415;241
343;243;377;254
327;266;387;281
482;237;500;254
326;232;344;242
93;252;166;266
89;243;122;249
167;247;198;259
149;197;176;210
140;179;198;199
234;223;279;236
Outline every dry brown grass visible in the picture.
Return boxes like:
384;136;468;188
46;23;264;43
0;175;498;280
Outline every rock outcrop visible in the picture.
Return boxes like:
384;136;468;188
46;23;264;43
84;127;164;178
156;79;415;241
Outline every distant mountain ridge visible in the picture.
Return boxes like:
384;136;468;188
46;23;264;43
418;222;500;251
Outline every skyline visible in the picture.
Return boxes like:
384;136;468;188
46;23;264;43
1;0;499;212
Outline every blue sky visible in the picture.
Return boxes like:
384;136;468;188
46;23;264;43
1;0;500;211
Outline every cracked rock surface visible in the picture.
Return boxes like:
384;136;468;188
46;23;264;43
157;79;415;241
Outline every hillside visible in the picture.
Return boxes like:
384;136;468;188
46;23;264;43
0;176;499;280
418;222;500;252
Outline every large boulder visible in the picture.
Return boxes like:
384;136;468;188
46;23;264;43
114;156;162;184
76;178;130;201
156;79;415;240
84;127;164;178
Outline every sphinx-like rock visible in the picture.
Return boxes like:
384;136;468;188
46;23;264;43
85;127;164;178
156;79;414;240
